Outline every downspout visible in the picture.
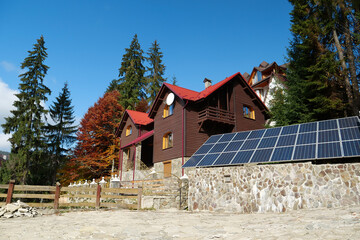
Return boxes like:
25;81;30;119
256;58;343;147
182;100;189;176
132;144;137;183
119;138;123;180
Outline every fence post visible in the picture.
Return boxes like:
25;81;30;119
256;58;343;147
96;184;101;209
54;182;61;210
137;186;142;210
6;180;15;204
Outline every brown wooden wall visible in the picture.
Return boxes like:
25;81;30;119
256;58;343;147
233;81;266;132
153;92;184;163
120;117;139;147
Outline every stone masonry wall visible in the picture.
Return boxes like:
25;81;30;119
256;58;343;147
188;162;360;213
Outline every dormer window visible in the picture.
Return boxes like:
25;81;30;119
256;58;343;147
254;72;262;84
243;105;255;120
163;103;174;118
126;125;132;136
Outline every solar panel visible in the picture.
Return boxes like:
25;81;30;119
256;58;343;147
213;152;237;166
209;143;228;153
182;155;204;168
299;122;317;133
224;141;244;152
231;150;254;164
194;144;214;155
318;142;342;158
183;116;360;168
297;132;316;145
271;146;294;161
241;139;260;150
277;134;296;147
250;148;273;163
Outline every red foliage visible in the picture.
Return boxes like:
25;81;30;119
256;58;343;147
59;91;123;184
135;98;149;113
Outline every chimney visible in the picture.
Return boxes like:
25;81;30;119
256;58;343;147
203;78;212;89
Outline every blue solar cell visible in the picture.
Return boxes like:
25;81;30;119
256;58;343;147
213;152;237;165
271;146;294;161
338;117;359;128
297;132;316;145
194;144;214;155
277;134;296;147
319;120;337;131
231;150;254;164
224;141;243;152
182;155;204;168
318;142;342;158
218;133;236;142
258;137;277;149
263;127;281;137
318;130;339;143
342;140;360;157
293;145;316;160
205;135;222;144
247;129;266;139
197;154;219;166
233;131;250;141
250;148;273;163
281;125;299;135
209;143;228;153
241;139;260;150
299;122;317;133
340;127;360;141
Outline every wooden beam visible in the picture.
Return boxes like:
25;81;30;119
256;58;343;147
6;180;15;204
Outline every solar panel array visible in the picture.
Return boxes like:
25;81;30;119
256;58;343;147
183;116;360;168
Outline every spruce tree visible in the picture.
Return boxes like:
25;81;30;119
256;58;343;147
118;34;146;110
45;83;77;184
146;40;166;103
269;0;345;126
1;36;51;184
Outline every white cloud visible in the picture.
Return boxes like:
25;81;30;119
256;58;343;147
0;77;18;151
0;61;16;72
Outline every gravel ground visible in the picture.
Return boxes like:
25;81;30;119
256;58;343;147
1;205;360;240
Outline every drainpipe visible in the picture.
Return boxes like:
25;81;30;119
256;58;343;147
182;100;189;176
133;144;136;184
119;148;123;181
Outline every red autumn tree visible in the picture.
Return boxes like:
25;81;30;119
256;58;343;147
59;91;123;184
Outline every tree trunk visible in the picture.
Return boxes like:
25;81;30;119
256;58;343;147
333;28;355;114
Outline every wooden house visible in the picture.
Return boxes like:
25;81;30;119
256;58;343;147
117;72;269;181
243;61;287;108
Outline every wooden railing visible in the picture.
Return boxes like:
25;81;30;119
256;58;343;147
0;180;142;210
198;106;235;125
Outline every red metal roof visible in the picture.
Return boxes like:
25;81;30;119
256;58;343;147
121;130;154;149
127;110;153;125
164;72;241;101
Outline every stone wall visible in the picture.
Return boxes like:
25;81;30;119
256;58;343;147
188;162;360;213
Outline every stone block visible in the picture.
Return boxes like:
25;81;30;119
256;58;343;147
6;204;20;213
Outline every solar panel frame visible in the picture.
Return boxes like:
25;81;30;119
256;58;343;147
183;116;360;168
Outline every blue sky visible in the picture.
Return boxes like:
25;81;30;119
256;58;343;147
0;0;293;151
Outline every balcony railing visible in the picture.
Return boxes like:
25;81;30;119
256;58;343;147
198;106;235;125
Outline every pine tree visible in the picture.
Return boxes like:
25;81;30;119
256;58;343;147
45;83;77;184
269;0;345;126
59;91;123;184
146;40;166;103
118;34;146;110
1;36;51;184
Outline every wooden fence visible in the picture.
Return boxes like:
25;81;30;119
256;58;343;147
0;180;142;210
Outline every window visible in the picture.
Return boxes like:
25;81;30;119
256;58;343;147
243;105;255;120
126;125;132;136
162;132;173;149
163;103;174;118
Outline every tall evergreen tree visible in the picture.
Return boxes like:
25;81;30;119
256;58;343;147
45;83;77;184
1;36;51;184
269;0;345;126
118;34;146;110
146;40;166;103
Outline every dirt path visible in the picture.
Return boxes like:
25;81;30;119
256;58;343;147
1;205;360;239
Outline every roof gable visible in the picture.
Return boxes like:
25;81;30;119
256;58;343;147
116;110;153;137
149;72;268;118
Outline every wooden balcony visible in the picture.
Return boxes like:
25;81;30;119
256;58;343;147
198;107;235;126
